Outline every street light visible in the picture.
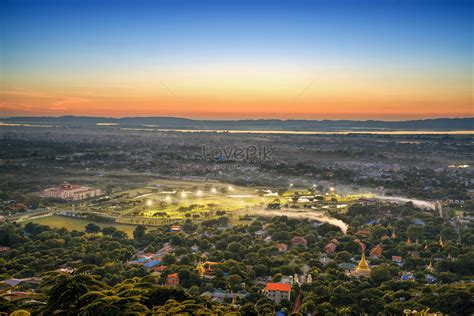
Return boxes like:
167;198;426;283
196;190;203;197
146;199;153;207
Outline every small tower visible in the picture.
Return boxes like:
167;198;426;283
426;261;434;272
196;261;206;278
439;236;445;248
391;230;397;239
355;253;371;276
306;274;312;284
294;273;300;284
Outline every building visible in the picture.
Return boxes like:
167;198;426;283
170;225;182;232
39;182;102;201
324;242;337;253
265;282;291;303
166;273;179;287
353;253;371;277
356;229;372;237
370;244;383;258
392;256;403;265
201;290;247;303
291;236;307;246
276;243;288;252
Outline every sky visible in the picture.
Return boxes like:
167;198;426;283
0;0;472;120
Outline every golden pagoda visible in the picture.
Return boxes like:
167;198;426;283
355;253;371;276
424;243;429;250
439;236;444;248
406;237;412;245
196;261;206;278
426;261;434;272
391;230;397;239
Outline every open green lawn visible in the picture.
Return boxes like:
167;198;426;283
23;215;144;237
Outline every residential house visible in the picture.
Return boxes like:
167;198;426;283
265;282;292;303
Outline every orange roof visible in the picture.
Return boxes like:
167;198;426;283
167;273;178;278
154;265;167;272
265;282;291;292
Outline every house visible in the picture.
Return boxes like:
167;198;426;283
265;282;292;303
144;260;161;268
319;254;333;265
356;229;372;237
291;236;307;246
401;272;415;281
392;256;403;264
170;225;182;232
425;274;437;283
324;242;337;253
166;273;179;287
370;244;383;258
154;265;167;273
338;262;356;272
201;290;247;303
276;243;288;253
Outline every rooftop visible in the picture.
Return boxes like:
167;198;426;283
265;282;292;292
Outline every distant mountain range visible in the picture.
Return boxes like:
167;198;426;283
2;116;473;131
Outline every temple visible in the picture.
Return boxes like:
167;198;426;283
352;253;371;277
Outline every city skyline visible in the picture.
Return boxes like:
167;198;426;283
1;0;472;119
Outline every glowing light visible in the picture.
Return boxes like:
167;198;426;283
146;199;153;206
196;190;203;197
180;192;187;198
228;186;234;191
329;187;335;191
289;183;293;187
165;195;171;202
211;187;217;194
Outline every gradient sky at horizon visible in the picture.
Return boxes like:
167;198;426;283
0;0;472;119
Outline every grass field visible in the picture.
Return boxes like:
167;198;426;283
23;215;143;237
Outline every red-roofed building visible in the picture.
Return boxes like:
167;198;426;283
276;243;288;252
166;273;179;288
392;256;403;264
291;236;307;246
370;244;383;258
154;265;167;272
324;242;337;254
265;282;291;303
356;229;372;237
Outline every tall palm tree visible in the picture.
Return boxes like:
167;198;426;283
76;280;151;316
38;265;106;316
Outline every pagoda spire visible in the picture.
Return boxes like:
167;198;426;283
355;252;371;276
